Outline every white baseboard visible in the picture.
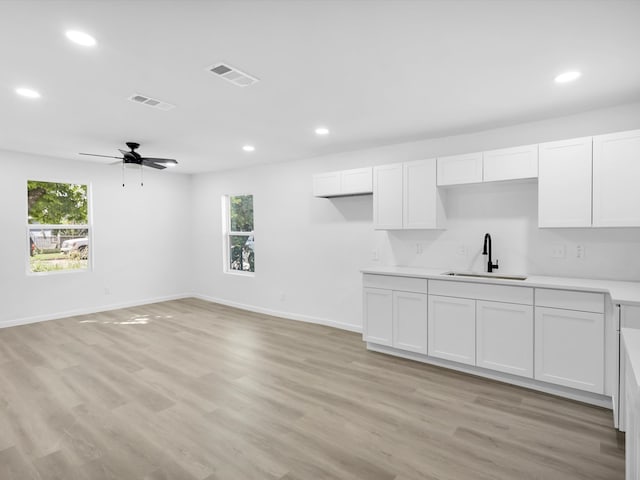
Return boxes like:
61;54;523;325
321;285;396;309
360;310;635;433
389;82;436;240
1;293;363;335
0;293;192;329
192;293;363;333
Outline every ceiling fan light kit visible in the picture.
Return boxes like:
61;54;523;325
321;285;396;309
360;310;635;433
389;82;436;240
79;142;178;186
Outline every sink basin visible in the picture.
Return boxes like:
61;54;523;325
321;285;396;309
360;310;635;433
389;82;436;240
443;271;528;281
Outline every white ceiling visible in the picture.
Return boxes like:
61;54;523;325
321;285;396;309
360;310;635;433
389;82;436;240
1;0;639;174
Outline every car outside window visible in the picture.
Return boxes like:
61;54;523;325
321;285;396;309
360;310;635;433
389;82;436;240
27;180;90;274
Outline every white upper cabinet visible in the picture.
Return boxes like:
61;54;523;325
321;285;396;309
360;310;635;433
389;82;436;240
593;129;640;227
374;159;445;230
313;171;341;197
313;167;372;197
403;159;445;229
373;163;404;229
437;152;483;186
538;137;593;228
482;144;538;182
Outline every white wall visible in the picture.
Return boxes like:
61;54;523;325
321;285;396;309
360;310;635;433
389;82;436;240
191;102;640;331
2;102;640;332
0;150;193;327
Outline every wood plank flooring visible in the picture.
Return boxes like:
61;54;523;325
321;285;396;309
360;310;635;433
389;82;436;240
0;298;625;479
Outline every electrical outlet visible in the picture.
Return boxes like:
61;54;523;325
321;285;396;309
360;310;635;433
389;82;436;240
551;244;566;259
576;244;585;259
416;243;423;255
456;245;467;257
279;292;286;302
104;287;111;295
371;249;379;261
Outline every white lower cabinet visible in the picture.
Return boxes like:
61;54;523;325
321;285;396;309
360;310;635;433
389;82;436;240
393;291;428;354
476;301;533;378
363;288;393;346
428;295;476;365
534;306;604;394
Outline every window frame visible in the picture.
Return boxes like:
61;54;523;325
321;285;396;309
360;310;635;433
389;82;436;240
26;179;93;276
222;193;255;276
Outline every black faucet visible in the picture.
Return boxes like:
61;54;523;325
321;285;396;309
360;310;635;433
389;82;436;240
482;233;499;273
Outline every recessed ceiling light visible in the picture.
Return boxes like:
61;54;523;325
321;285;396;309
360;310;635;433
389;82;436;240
242;145;255;152
554;71;581;84
65;30;97;47
315;127;330;135
15;87;41;99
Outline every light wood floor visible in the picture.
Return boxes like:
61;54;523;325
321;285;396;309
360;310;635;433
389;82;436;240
0;298;624;479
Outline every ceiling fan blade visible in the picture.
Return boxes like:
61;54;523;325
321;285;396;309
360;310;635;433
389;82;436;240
79;152;123;159
142;160;167;170
140;157;178;165
118;149;138;160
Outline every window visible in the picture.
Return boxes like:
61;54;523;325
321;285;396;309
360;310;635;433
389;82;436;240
224;194;254;273
27;180;90;274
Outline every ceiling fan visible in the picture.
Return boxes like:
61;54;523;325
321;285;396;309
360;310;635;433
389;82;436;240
79;142;178;170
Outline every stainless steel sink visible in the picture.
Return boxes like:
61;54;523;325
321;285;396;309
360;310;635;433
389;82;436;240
442;271;528;281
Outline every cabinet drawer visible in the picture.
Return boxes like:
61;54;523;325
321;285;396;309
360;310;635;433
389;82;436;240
428;280;532;305
363;274;428;294
535;288;604;313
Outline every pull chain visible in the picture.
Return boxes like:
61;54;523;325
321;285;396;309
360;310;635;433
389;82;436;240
140;164;144;187
122;161;125;187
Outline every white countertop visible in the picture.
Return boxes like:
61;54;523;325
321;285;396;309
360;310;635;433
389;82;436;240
361;265;640;305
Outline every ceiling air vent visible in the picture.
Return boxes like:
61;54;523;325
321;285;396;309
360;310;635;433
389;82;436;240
127;93;175;111
207;63;259;87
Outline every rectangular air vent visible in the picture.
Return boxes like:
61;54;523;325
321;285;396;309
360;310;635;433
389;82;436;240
128;93;175;111
207;63;259;87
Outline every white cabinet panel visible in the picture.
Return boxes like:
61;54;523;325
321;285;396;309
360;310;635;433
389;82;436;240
534;306;604;393
476;301;533;378
363;288;393;346
373;164;403;229
363;274;428;294
393;291;428;354
428;280;533;305
483;144;538;182
437;152;483;186
313;168;373;197
313;171;341;197
593;129;640;227
535;288;604;313
341;168;373;195
428;295;476;365
403;158;445;229
538;137;592;228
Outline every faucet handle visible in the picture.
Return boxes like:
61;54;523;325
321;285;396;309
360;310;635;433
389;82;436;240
494;259;499;269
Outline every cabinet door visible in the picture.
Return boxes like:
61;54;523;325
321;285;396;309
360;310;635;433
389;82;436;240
534;306;604;393
363;288;393;346
428;295;476;365
373;164;403;229
393;291;428;354
593;129;640;227
313;172;341;197
341;168;373;195
483;144;538;182
436;152;483;186
476;301;533;378
403;158;445;229
538;137;592;227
